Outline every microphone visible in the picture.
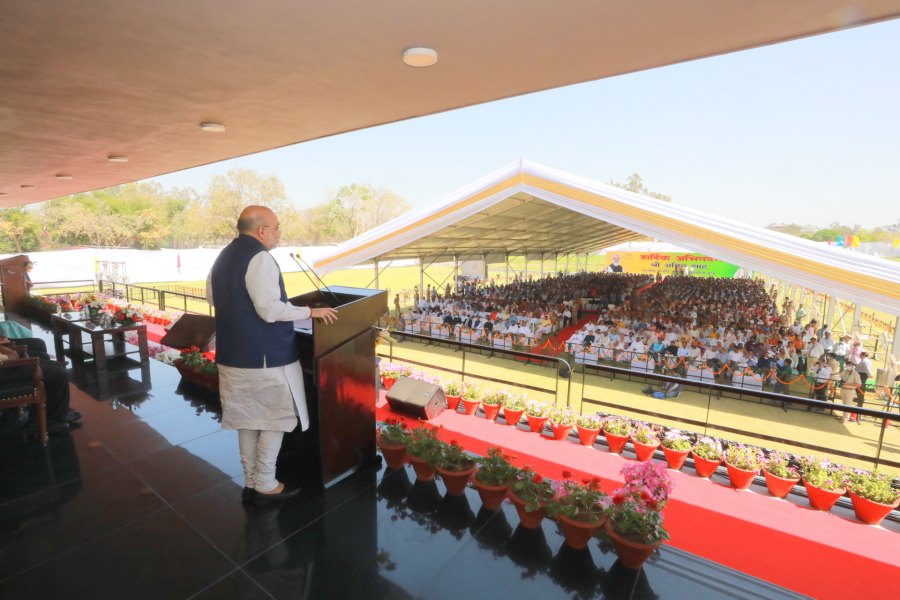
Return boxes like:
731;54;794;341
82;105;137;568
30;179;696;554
290;252;341;307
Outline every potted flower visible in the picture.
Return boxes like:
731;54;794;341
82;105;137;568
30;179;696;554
524;400;550;433
501;393;527;426
406;426;443;481
722;444;763;490
508;466;555;528
603;416;633;454
547;472;608;549
660;429;693;470
480;389;509;422
377;419;411;469
434;439;477;495
845;469;899;525
762;450;800;498
473;447;518;510
575;412;604;447
799;456;847;511
606;462;673;569
630;422;660;462
114;304;144;326
547;406;576;440
691;437;722;478
443;380;465;411
461;383;482;416
380;361;411;390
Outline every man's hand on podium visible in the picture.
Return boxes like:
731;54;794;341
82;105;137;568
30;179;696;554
311;307;339;325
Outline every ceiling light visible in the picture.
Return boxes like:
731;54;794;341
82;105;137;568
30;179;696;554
200;122;226;132
0;192;9;197
402;47;438;67
56;174;73;180
20;184;36;189
107;155;128;162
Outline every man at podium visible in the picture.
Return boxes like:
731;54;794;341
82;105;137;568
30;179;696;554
208;206;338;505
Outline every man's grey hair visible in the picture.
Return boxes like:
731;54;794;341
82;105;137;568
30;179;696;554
237;213;264;233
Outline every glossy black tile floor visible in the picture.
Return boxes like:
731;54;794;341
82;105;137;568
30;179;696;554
0;323;805;599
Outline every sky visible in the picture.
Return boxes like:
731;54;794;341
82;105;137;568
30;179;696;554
150;18;900;230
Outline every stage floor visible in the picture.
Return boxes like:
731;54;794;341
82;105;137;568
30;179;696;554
0;322;807;599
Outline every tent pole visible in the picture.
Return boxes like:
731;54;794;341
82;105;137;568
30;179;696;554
554;252;558;276
419;256;425;298
453;254;458;294
825;294;836;332
524;253;529;281
481;252;488;282
373;259;379;289
540;252;544;279
505;252;510;284
892;317;899;360
852;303;862;335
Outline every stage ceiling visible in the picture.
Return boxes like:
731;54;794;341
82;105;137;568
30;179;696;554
3;1;900;208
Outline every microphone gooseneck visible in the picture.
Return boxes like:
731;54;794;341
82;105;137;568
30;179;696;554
290;253;341;306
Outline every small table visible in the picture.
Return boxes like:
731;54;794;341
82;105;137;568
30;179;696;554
51;313;151;398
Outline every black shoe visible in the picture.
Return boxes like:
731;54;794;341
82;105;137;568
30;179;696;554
241;487;256;504
251;485;300;505
63;410;82;423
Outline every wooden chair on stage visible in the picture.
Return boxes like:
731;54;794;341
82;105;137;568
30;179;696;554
1;343;49;445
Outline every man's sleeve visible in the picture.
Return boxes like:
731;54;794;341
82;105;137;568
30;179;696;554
245;252;312;322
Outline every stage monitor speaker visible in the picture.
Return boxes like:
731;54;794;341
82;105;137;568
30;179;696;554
385;377;447;420
159;313;216;352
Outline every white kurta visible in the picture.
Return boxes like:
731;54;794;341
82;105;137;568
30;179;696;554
207;251;312;433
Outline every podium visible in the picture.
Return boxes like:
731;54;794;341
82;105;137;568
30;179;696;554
278;285;387;488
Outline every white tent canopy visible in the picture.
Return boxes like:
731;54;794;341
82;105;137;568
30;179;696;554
314;161;900;315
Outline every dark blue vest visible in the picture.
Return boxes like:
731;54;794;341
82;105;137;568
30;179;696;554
210;234;298;368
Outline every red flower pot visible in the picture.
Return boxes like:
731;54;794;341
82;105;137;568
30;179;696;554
803;480;845;511
550;423;573;441
725;462;758;490
631;439;660;462
603;430;629;454
605;520;662;570
462;398;481;416
473;478;509;511
482;403;502;421
848;490;900;525
408;455;435;482
691;452;721;478
436;464;476;495
661;446;690;470
503;408;524;426
557;514;605;549
383;377;397;391
378;439;407;470
526;414;549;433
446;394;462;411
508;491;546;529
576;425;601;447
763;470;799;499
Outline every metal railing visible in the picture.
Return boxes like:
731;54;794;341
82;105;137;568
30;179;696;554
378;328;899;472
98;280;211;315
375;327;572;409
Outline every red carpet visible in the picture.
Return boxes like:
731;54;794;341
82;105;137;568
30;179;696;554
519;312;597;361
377;394;899;599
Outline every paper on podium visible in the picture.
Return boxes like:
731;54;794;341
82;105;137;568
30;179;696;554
293;318;313;330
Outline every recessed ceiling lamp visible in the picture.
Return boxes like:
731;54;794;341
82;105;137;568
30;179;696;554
200;122;226;132
56;174;73;180
107;155;128;162
20;184;36;189
0;192;10;197
402;47;438;67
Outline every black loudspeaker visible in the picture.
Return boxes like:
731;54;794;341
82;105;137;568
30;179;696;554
159;314;216;351
386;377;447;420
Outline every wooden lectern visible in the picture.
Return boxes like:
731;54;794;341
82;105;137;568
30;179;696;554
279;285;387;488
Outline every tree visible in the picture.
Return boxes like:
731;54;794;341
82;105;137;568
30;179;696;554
199;168;291;242
608;173;672;202
0;208;41;253
301;184;410;243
